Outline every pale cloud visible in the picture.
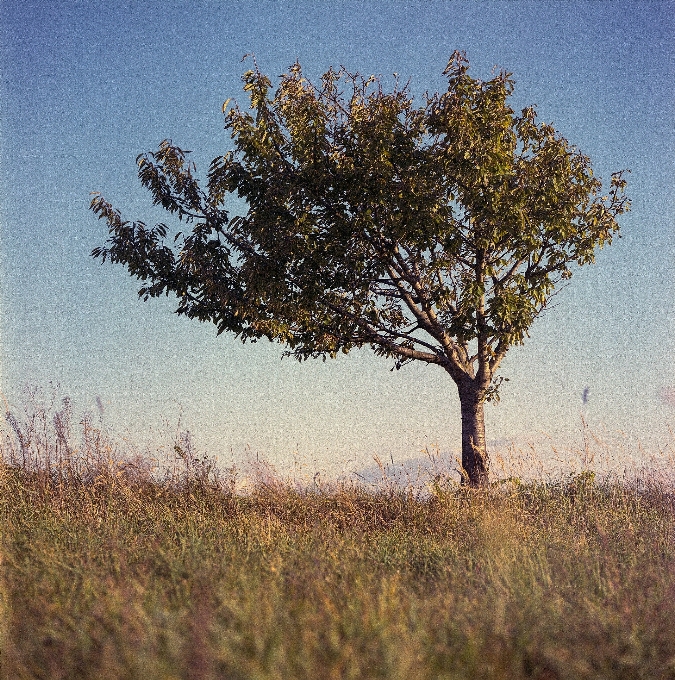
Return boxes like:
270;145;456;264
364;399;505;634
659;387;675;407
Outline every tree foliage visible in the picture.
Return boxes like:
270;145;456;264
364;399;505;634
91;52;629;485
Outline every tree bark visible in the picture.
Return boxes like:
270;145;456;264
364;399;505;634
458;382;489;487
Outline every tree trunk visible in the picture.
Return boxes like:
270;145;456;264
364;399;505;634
458;382;489;487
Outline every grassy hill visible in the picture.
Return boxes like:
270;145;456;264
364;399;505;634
1;398;674;679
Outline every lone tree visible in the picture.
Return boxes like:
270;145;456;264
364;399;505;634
91;52;629;487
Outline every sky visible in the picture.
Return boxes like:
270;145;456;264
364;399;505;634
1;0;673;478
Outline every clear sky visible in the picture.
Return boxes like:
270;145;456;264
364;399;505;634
1;0;673;476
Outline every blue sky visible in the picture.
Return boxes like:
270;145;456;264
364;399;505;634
1;0;673;475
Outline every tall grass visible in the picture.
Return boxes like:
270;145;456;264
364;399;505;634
1;391;674;679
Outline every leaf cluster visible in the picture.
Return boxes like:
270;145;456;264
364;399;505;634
91;52;629;394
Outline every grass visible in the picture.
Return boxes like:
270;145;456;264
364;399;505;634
1;392;674;679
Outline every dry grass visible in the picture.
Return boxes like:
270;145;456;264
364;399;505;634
1;391;674;679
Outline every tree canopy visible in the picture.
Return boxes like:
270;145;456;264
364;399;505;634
91;52;629;486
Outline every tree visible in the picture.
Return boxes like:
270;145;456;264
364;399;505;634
91;52;629;487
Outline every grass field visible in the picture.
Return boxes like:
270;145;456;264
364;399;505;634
1;394;674;679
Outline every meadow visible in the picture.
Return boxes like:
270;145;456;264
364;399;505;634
1;393;674;679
